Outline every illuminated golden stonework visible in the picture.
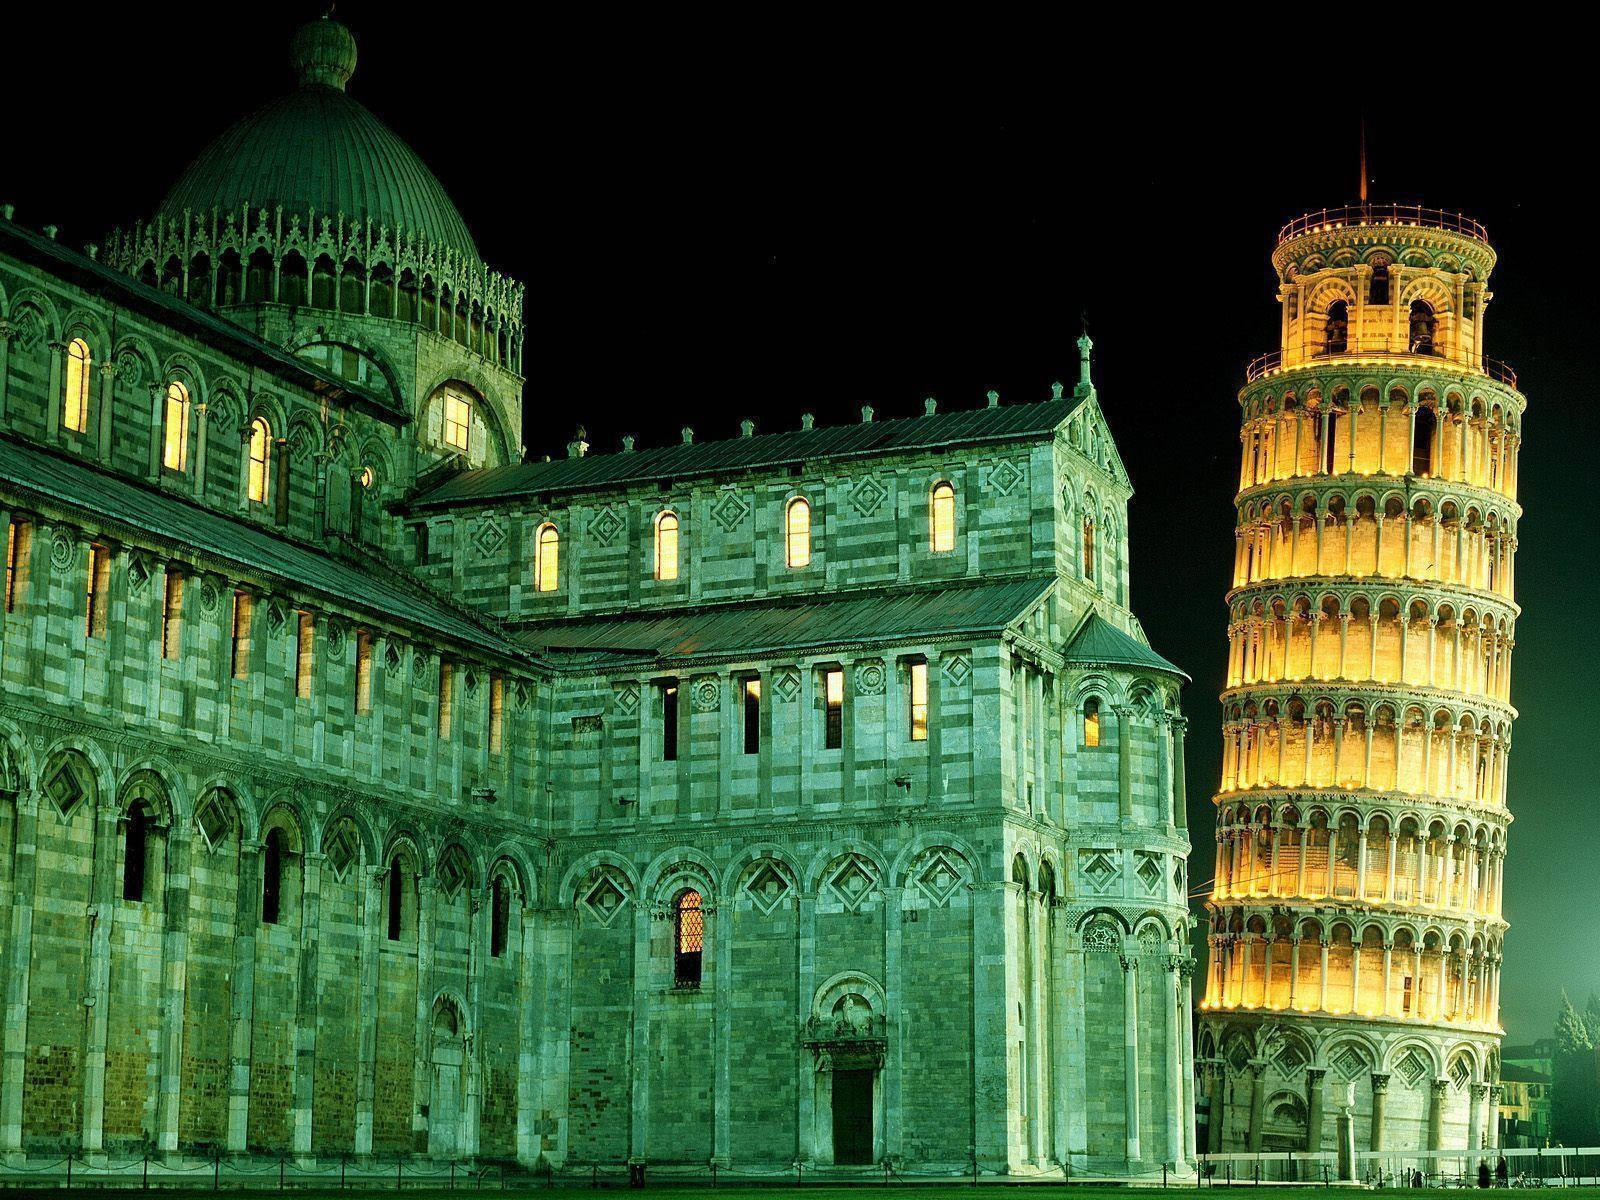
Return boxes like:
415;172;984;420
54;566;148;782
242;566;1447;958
1198;205;1522;1161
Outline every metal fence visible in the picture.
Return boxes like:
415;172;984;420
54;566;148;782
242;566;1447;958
1197;1145;1600;1187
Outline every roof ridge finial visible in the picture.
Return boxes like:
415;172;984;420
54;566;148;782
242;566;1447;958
1074;313;1095;401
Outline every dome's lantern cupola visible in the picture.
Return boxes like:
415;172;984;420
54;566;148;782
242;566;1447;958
290;14;358;92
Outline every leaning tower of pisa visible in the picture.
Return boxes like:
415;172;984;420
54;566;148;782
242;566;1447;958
1197;205;1522;1166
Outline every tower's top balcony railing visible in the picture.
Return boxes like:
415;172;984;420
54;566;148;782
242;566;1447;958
1278;204;1489;246
1244;349;1518;390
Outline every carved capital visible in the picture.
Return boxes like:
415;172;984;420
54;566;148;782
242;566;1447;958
1370;1072;1391;1095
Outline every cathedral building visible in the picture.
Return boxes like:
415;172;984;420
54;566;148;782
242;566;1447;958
0;16;1194;1177
1198;206;1521;1160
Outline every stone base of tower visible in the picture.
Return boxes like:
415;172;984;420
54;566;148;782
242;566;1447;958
1198;1013;1501;1164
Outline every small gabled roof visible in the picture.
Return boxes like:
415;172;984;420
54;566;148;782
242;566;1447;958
1063;611;1188;682
516;574;1056;663
409;396;1083;508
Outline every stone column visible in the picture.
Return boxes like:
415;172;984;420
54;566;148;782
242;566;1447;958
1305;1067;1326;1155
290;852;324;1158
1245;1061;1266;1153
353;865;383;1156
0;785;40;1157
227;845;262;1154
80;796;122;1157
1485;1085;1502;1150
1468;1082;1487;1152
1117;707;1134;821
155;828;192;1154
1370;1072;1390;1152
1120;954;1141;1164
627;888;651;1166
713;891;735;1167
0;319;13;422
1164;956;1182;1165
1205;1062;1225;1153
1428;1078;1448;1151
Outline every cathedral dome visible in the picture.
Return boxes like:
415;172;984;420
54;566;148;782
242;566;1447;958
156;16;479;262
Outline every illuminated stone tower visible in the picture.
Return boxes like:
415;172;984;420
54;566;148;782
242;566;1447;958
1197;205;1521;1163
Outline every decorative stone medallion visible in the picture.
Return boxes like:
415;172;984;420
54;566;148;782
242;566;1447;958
988;459;1024;496
942;654;971;686
579;869;630;927
49;531;75;573
711;489;749;533
772;668;801;703
744;861;793;915
850;475;887;517
853;659;885;696
911;848;967;907
691;675;720;712
1083;923;1118;952
613;681;640;715
824;853;879;912
473;514;507;560
588;506;623;547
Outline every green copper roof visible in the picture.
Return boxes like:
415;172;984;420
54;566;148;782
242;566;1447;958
515;575;1057;663
411;395;1084;508
157;17;479;262
0;435;521;661
1062;612;1188;681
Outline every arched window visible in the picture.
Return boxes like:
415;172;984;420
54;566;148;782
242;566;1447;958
929;482;956;553
162;380;191;472
1324;301;1348;355
654;511;679;580
1369;258;1390;305
786;497;811;568
122;804;149;902
247;418;271;504
490;876;511;958
535;523;559;592
1412;406;1438;477
1409;300;1437;354
1083;698;1102;748
387;856;411;941
262;827;286;925
63;338;91;433
673;888;704;988
1082;514;1096;579
442;387;473;453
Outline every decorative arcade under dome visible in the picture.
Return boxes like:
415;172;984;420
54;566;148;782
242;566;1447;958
1197;205;1523;1166
103;15;525;480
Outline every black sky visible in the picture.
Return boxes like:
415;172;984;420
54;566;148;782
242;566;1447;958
8;9;1596;1042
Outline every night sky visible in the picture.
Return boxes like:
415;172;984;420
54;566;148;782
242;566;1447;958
10;10;1595;1042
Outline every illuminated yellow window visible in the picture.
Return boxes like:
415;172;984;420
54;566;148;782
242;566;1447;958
63;338;91;433
247;418;271;504
1082;515;1096;580
162;381;191;471
295;612;314;698
489;674;504;754
355;630;374;714
909;660;928;741
930;482;955;552
230;590;252;679
161;570;184;660
824;668;844;749
1083;697;1102;747
655;511;679;580
85;545;109;638
535;523;560;592
5;519;28;614
438;660;454;739
786;497;811;568
443;389;472;453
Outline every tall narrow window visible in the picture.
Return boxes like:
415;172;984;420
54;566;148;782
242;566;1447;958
85;544;109;638
4;520;25;613
438;660;454;740
63;338;91;433
673;889;704;988
654;510;679;580
1323;411;1341;475
161;569;184;659
262;827;285;925
443;388;473;452
247;418;272;504
231;590;252;678
1412;406;1438;477
930;482;956;552
535;523;559;592
743;677;761;755
355;630;374;714
1083;698;1102;748
824;668;844;749
489;674;505;753
1082;515;1096;580
122;805;148;902
295;612;314;698
162;380;191;472
1324;300;1348;355
909;660;928;742
660;681;679;761
490;876;510;958
1369;258;1390;305
786;497;811;567
387;861;405;940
